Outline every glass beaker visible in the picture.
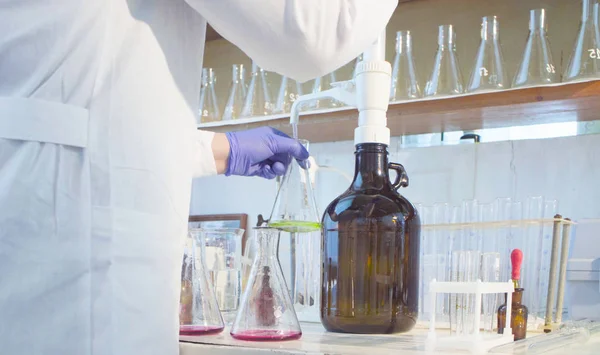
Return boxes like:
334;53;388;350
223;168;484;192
310;72;339;110
201;228;245;325
468;16;509;93
222;64;247;120
513;9;558;88
198;68;221;124
179;229;225;335
267;139;320;233
240;61;274;118
274;76;303;114
425;25;465;97
230;227;302;341
390;30;421;101
564;0;600;82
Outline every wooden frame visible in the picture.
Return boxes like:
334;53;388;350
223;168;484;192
188;213;249;252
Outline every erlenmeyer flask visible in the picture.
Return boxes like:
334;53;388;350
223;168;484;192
564;0;600;82
352;54;364;79
390;30;421;101
198;68;220;124
310;72;339;109
231;227;302;341
222;64;247;120
240;61;274;118
179;229;225;335
425;25;464;97
468;16;509;93
273;76;303;114
513;9;558;88
267;139;320;233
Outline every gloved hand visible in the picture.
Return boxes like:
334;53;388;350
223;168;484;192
225;127;309;179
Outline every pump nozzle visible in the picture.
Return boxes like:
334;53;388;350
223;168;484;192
289;31;392;146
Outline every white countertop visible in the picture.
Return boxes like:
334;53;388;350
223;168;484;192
179;322;600;355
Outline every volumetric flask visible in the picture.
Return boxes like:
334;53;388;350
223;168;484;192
468;16;509;93
230;227;302;341
201;228;245;325
241;61;273;118
513;9;558;88
268;139;320;233
390;30;421;101
179;229;225;335
564;0;600;82
274;76;303;114
222;64;247;120
310;72;339;109
425;25;465;97
198;68;220;124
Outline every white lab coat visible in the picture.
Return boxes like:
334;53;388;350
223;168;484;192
0;1;396;354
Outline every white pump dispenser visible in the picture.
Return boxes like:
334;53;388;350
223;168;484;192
289;31;392;146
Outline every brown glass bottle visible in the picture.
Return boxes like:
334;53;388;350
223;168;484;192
497;288;528;341
320;143;421;334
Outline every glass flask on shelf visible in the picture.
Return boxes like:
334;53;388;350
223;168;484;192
274;76;303;114
564;0;600;82
222;64;248;120
310;72;339;110
352;54;364;79
198;68;221;124
467;16;509;93
268;139;320;233
230;227;302;341
425;25;465;97
321;143;421;334
512;9;558;88
240;61;274;118
390;30;421;101
179;229;225;335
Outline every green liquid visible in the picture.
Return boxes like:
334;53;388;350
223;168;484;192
269;220;321;233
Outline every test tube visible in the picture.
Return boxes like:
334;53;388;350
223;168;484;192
481;252;501;333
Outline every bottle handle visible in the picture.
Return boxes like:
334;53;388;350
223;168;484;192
388;163;409;189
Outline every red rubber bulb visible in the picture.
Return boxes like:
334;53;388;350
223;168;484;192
511;249;523;281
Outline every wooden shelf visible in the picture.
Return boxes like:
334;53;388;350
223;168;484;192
197;81;600;143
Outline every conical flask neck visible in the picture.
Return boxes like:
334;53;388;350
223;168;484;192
481;16;500;40
529;9;548;31
581;0;594;21
351;143;390;190
395;31;413;53
437;25;456;47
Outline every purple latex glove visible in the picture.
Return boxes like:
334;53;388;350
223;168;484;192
225;127;309;179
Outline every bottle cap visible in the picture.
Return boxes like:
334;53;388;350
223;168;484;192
511;249;523;280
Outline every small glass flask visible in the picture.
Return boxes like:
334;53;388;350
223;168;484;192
230;228;302;341
512;9;558;88
564;0;600;82
467;16;509;92
240;61;274;118
390;30;421;101
222;64;247;120
425;25;465;97
198;68;220;123
274;76;303;114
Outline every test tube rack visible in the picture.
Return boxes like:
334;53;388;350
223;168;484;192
417;206;574;332
426;280;515;354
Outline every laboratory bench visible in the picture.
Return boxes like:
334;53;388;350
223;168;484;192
179;322;600;355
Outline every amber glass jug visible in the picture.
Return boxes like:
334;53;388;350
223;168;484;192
320;143;421;334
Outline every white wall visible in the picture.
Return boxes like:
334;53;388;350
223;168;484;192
191;134;600;224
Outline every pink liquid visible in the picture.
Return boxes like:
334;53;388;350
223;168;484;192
230;329;302;341
179;325;224;336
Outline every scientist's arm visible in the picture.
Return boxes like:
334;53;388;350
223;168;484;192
186;0;397;82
